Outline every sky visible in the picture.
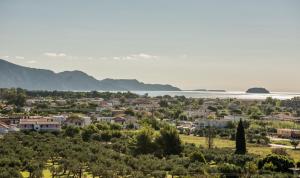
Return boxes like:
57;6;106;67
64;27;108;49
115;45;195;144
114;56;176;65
0;0;300;92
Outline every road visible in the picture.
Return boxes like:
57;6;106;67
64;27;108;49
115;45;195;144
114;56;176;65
269;144;298;149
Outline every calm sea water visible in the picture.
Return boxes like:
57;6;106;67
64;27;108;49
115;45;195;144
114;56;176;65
132;91;300;100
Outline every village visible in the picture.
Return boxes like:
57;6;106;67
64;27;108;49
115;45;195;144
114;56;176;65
1;89;300;177
1;90;300;145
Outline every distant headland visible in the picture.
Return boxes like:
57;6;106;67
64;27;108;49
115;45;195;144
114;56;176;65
0;59;180;91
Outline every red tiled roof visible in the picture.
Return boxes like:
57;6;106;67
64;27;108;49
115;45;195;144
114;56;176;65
0;122;9;129
20;119;60;125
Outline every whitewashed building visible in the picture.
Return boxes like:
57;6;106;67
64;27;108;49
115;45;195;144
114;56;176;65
65;116;91;127
19;118;61;132
194;116;241;129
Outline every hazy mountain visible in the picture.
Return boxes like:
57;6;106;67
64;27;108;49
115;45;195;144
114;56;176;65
0;59;180;91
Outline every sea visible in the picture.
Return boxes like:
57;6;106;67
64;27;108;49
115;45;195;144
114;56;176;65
132;91;300;100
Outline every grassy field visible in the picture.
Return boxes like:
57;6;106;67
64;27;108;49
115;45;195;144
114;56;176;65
271;140;292;146
180;134;300;161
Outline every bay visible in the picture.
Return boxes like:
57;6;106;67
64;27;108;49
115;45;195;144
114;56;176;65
132;91;300;100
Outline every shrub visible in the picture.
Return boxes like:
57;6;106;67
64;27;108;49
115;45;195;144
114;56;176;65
262;162;277;171
218;163;241;177
244;161;258;175
296;161;300;168
190;151;207;164
64;125;80;137
258;154;294;173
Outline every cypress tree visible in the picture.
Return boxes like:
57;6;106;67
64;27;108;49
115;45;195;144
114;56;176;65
235;119;246;154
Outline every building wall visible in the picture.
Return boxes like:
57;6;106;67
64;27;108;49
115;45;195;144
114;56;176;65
0;128;8;134
20;124;60;131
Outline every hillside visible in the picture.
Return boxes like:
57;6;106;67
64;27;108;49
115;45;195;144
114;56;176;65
0;59;180;91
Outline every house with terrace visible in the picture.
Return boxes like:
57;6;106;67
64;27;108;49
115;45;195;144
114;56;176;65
19;117;61;132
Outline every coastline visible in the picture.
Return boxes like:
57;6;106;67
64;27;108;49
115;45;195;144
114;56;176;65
132;90;300;100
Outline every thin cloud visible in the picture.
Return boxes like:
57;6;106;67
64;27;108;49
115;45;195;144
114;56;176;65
1;56;10;59
44;52;67;57
1;55;25;60
41;52;158;61
112;53;159;60
113;57;121;60
15;56;25;59
134;53;158;59
27;60;37;64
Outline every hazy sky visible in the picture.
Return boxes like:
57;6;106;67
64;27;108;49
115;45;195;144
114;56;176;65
0;0;299;91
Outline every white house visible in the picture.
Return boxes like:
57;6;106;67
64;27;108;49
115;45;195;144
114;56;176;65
65;116;91;127
96;117;115;123
186;110;207;118
89;98;104;105
110;99;121;106
19;118;61;132
194;116;239;129
176;121;194;133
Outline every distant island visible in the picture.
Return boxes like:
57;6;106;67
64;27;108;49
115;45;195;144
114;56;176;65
207;89;226;92
0;59;180;91
246;87;270;94
192;89;207;91
190;89;226;92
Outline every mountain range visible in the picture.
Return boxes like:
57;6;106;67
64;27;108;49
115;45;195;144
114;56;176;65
0;59;180;91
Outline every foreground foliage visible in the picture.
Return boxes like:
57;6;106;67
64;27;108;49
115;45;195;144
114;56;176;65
0;129;297;178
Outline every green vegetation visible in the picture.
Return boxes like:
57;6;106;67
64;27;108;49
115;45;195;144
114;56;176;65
258;154;294;173
291;139;300;150
0;129;297;178
180;135;300;162
0;88;26;107
180;134;235;148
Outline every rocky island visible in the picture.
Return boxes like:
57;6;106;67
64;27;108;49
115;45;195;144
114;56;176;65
246;87;270;94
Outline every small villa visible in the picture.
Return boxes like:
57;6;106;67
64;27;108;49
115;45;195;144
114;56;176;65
194;116;238;129
64;116;91;127
19;118;61;132
96;116;115;123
